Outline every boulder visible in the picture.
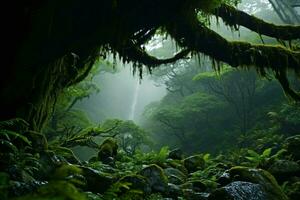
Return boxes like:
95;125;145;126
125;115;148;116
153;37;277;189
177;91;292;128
168;148;184;160
227;166;288;200
79;166;114;194
118;174;151;194
139;164;168;193
97;138;118;166
183;155;205;173
268;160;300;182
209;181;266;200
284;135;300;161
164;167;187;185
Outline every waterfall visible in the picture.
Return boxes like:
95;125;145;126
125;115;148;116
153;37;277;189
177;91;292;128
129;80;140;120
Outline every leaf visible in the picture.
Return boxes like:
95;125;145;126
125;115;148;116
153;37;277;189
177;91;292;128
247;149;259;158
0;129;31;146
245;156;257;161
203;153;211;162
262;148;272;157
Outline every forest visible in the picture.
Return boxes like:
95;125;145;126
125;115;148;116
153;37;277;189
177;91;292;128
1;0;300;199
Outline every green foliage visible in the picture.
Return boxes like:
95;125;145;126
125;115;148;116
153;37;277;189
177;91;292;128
13;181;87;200
245;148;272;167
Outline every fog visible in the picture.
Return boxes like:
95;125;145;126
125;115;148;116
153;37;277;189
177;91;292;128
75;65;167;123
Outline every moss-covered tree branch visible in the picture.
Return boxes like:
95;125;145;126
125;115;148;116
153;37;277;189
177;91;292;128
213;4;300;40
168;16;300;98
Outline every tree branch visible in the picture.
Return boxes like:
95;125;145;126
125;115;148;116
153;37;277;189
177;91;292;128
214;4;300;40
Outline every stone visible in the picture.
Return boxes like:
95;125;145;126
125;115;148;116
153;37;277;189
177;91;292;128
268;159;300;182
168;148;184;160
164;167;187;185
183;155;205;173
139;164;168;193
284;135;300;161
118;174;151;194
227;166;288;200
209;181;266;200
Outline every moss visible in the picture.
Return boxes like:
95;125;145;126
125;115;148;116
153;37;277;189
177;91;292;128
228;166;288;200
98;138;118;163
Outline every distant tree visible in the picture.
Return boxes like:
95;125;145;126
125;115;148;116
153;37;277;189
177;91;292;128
102;119;152;156
193;68;258;133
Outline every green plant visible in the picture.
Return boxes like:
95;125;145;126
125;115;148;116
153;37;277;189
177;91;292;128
245;148;272;167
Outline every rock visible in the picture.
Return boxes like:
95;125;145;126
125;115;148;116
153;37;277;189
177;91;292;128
182;189;209;200
139;164;168;193
227;166;288;200
35;150;65;180
79;166;114;194
209;181;267;200
97;138;118;165
168;148;184;160
284;135;300;161
164;167;186;185
217;172;231;187
118;174;151;194
188;180;207;192
8;180;47;198
268;160;300;182
183;155;205;173
286;181;300;200
166;183;183;198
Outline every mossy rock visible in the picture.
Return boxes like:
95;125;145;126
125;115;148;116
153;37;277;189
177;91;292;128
268;160;300;183
183;155;205;173
227;166;288;200
118;174;151;194
164;167;187;185
138;164;168;193
209;181;267;200
284;135;300;161
168;148;184;160
79;166;114;194
97;138;118;165
166;183;183;199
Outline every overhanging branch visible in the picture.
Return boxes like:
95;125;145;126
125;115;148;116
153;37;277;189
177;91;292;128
213;4;300;40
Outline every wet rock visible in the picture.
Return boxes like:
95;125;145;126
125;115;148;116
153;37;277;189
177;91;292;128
209;181;266;200
183;155;205;173
164;167;186;185
118;174;151;194
35;150;65;180
217;172;231;187
182;189;209;200
227;166;288;200
79;166;114;194
166;183;183;198
268;160;300;182
168;148;184;160
139;164;168;193
8;180;47;198
188;180;207;192
7;165;34;182
284;135;300;161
